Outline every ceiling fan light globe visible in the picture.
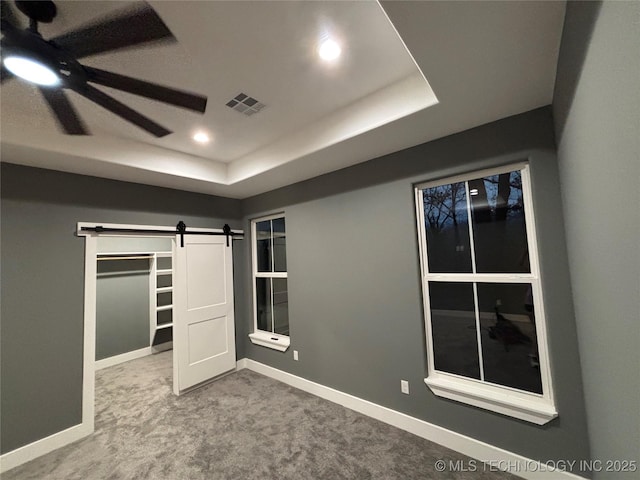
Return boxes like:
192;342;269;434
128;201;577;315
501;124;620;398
3;56;60;86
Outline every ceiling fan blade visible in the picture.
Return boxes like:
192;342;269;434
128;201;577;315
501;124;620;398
39;87;89;135
74;83;171;137
50;3;175;59
84;66;207;113
1;0;20;32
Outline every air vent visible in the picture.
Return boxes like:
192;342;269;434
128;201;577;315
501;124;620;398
225;93;266;116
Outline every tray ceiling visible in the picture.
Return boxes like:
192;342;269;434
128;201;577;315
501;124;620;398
0;1;565;199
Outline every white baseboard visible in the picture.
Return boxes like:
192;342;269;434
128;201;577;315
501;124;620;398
95;347;152;370
238;358;586;480
0;423;91;474
95;343;172;371
152;341;173;354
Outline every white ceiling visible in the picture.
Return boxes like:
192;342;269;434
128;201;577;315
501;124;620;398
0;1;565;199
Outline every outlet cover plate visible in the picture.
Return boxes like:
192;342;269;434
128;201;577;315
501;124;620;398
401;380;409;394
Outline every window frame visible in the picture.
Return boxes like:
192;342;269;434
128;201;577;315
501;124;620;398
414;163;557;424
248;212;290;352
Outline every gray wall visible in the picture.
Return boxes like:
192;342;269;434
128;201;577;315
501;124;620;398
241;107;591;467
553;1;640;476
0;163;243;453
0;109;596;468
96;259;151;360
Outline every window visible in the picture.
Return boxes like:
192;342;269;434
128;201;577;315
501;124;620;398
414;164;557;424
248;214;290;351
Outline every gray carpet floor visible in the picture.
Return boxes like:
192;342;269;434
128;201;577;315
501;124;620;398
3;352;517;480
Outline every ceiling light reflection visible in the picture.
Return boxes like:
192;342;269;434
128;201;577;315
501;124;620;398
318;39;341;61
193;131;210;144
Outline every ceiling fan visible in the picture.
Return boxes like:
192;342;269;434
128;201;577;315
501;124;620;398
0;0;207;137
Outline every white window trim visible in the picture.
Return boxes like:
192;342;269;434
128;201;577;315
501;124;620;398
249;213;290;352
414;163;557;425
248;331;290;352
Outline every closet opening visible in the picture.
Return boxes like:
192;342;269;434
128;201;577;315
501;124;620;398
77;227;178;441
95;238;175;371
78;221;242;439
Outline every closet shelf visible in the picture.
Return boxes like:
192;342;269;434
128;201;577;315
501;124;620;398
98;251;155;257
156;269;173;275
156;286;173;293
156;251;173;257
156;304;173;312
156;323;173;330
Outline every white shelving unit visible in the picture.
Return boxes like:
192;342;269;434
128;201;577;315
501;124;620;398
150;251;173;350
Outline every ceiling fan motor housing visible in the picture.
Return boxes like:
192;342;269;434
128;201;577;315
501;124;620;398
15;0;57;24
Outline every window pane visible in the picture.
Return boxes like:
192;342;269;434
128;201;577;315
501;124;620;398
272;278;289;336
256;220;272;272
429;282;480;379
256;278;272;332
469;170;530;273
272;217;287;272
477;283;542;394
423;183;472;273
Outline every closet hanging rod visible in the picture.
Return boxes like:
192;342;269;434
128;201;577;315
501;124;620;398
80;222;243;247
97;255;154;261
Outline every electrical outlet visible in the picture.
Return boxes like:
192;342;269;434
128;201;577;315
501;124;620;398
401;380;409;395
293;350;299;361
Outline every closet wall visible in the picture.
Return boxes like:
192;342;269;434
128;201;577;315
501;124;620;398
97;258;151;360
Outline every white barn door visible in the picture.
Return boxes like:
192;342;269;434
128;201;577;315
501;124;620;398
173;234;236;394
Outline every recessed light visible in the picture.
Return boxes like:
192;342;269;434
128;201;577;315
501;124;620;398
3;56;60;86
318;39;341;62
192;131;210;144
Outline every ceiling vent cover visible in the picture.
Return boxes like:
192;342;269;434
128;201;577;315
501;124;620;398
226;93;266;116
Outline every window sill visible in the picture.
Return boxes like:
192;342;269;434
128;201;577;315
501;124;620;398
248;332;290;352
425;374;557;425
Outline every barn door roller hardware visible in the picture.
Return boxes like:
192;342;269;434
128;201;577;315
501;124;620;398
175;221;236;247
80;222;242;247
